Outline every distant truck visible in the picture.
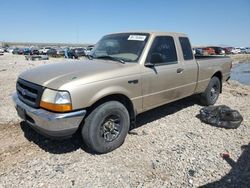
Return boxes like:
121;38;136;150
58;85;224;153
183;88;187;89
231;47;241;54
39;47;52;55
13;32;232;153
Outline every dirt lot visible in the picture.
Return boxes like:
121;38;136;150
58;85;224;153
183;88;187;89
0;53;249;187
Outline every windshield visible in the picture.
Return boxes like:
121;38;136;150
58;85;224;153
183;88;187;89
90;33;149;62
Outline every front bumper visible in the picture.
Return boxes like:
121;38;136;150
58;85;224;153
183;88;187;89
12;93;86;138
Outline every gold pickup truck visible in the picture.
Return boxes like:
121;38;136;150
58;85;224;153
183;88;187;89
13;32;232;153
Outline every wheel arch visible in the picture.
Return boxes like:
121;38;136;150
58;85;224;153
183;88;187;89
212;71;222;93
86;93;136;123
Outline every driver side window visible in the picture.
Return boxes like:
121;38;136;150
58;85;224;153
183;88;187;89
147;36;177;65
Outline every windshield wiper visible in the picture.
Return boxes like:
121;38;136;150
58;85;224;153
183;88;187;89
95;55;125;64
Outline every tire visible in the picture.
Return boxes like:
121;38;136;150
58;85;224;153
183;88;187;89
201;76;221;106
81;101;130;154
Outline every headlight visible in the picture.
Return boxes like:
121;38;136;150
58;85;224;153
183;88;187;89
40;89;72;112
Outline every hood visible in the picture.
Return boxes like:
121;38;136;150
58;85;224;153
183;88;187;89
19;60;140;89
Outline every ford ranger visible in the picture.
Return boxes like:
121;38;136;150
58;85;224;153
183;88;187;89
13;32;232;153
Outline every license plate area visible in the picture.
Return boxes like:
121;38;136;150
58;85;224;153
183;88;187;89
16;105;26;120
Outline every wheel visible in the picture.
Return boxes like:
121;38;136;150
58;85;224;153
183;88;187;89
201;77;221;106
81;101;130;154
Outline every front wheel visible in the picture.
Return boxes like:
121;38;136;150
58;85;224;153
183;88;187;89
81;101;130;154
201;77;221;106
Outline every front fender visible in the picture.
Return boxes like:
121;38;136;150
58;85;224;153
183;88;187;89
68;77;141;110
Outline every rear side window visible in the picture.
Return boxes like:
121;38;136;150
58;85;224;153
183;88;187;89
147;36;177;65
179;37;193;60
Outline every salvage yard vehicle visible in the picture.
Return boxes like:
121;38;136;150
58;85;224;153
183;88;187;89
208;46;225;55
39;47;52;55
12;48;20;54
231;47;241;54
25;54;49;61
245;47;250;54
13;32;232;153
0;48;4;55
202;47;216;55
47;48;64;57
0;48;4;53
74;48;86;57
6;47;15;53
30;48;40;55
67;49;78;59
46;48;57;57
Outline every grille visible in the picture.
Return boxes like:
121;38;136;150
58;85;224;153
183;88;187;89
16;78;44;108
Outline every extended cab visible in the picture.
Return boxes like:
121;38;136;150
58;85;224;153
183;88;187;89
13;32;232;153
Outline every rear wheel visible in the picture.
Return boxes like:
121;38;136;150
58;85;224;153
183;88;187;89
81;101;130;154
201;77;221;106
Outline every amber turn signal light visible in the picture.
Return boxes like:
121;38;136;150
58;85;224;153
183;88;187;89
40;101;72;112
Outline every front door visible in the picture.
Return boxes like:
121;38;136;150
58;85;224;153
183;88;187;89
142;36;186;110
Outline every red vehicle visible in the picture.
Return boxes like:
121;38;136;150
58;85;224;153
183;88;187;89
223;47;233;54
202;47;216;55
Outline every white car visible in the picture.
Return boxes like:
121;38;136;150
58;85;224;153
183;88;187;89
6;47;14;53
0;48;4;53
39;47;51;54
245;47;250;54
240;47;246;54
231;47;241;54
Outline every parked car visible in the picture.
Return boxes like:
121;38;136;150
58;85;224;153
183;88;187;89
13;31;232;154
39;47;52;55
223;47;233;54
245;47;250;54
30;48;40;55
0;48;4;55
47;48;64;57
202;47;216;55
240;47;246;54
67;49;78;59
12;48;20;54
47;48;57;57
194;48;203;55
20;48;31;55
74;48;86;57
231;47;241;54
208;46;225;55
85;45;94;55
56;48;65;56
6;47;15;53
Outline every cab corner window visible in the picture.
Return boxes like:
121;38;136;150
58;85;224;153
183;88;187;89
179;37;194;60
147;36;178;65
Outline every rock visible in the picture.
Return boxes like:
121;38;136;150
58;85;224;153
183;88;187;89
142;130;148;135
151;161;156;170
188;179;193;184
54;165;64;174
71;180;75;186
188;169;196;177
128;131;138;135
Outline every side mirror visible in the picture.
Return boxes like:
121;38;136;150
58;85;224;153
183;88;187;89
145;62;155;68
150;53;163;64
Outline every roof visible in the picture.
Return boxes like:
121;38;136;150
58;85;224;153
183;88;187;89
107;31;187;36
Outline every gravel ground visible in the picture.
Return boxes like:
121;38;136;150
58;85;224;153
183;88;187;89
0;53;249;187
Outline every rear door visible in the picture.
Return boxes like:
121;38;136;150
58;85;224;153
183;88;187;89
178;37;198;96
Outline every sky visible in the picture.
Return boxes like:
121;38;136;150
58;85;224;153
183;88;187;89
0;0;249;46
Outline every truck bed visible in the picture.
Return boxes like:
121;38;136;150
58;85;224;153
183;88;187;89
194;55;232;94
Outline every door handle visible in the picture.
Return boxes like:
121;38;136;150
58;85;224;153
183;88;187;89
177;68;184;74
128;80;139;84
